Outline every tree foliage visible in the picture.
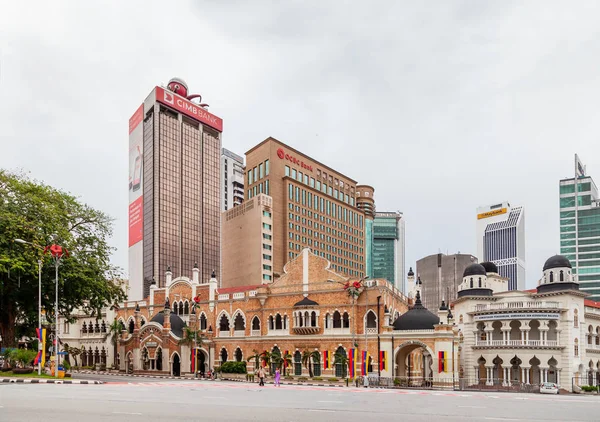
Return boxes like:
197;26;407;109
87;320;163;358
0;170;126;347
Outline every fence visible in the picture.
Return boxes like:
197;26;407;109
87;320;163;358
572;375;600;394
353;376;544;393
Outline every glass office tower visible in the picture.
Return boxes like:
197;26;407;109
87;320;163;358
372;212;405;292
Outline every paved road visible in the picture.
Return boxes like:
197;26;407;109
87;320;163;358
1;376;598;421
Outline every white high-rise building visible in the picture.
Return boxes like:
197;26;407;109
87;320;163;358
221;148;244;211
476;202;525;290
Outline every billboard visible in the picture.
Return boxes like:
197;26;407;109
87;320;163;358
128;104;144;246
477;208;507;220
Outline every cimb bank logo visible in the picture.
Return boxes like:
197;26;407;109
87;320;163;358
163;91;174;105
277;148;285;159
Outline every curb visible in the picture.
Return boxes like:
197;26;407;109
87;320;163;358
74;371;180;380
1;378;104;385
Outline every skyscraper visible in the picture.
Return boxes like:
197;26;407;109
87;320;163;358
476;202;525;290
371;211;406;292
416;253;478;310
221;148;244;211
128;78;223;300
559;155;600;299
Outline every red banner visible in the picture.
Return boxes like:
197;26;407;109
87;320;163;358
128;196;143;246
129;104;143;134
155;86;223;132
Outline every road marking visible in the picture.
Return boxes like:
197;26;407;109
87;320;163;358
484;418;521;421
112;412;142;415
202;396;225;399
459;406;485;409
318;400;343;403
308;409;335;413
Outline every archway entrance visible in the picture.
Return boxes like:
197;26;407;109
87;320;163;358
529;356;541;385
172;354;181;377
193;349;207;376
395;342;433;387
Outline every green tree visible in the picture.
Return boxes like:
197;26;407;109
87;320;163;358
246;349;261;372
277;351;293;376
0;170;126;347
302;350;320;378
333;350;349;379
105;319;124;368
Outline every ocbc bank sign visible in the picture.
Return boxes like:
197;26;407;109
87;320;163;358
277;148;313;172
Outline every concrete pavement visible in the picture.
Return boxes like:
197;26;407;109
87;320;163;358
1;376;598;421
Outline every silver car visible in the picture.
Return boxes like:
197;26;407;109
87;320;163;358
540;382;559;394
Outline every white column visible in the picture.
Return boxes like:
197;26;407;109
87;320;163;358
503;367;509;386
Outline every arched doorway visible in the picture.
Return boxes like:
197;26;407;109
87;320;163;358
547;357;558;383
172;353;181;377
156;348;163;371
126;352;133;374
529;356;540;385
492;356;503;385
334;346;347;378
395;341;434;387
477;356;486;384
510;356;522;384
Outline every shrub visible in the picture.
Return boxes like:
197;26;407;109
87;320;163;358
581;385;598;392
284;376;294;380
220;361;247;374
62;361;71;371
10;349;37;367
393;378;401;386
298;376;308;381
312;376;323;381
327;377;338;382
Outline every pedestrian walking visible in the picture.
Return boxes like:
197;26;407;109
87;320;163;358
274;368;281;387
258;366;265;386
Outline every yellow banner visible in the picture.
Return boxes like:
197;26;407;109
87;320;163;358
477;208;507;220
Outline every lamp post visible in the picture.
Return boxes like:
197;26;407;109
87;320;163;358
14;239;44;375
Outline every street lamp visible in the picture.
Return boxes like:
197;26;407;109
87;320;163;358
14;239;44;375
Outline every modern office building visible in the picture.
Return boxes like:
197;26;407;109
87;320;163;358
356;185;375;278
416;253;478;310
128;77;223;300
476;202;526;291
243;137;366;279
559;155;600;299
371;211;406;292
222;194;274;287
221;148;244;211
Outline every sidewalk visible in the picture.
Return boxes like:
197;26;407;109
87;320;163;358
1;377;103;384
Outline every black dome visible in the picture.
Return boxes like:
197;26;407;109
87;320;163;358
407;267;414;277
150;311;186;338
392;292;440;330
463;263;487;277
481;262;498;274
543;255;572;271
294;297;319;307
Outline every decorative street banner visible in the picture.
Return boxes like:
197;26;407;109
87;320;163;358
323;350;331;370
34;328;47;366
438;351;446;373
379;351;388;372
348;349;356;378
361;351;370;376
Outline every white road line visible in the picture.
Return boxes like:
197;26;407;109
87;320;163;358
318;400;343;403
484;418;521;421
308;410;335;413
112;412;142;415
459;406;485;409
202;396;225;399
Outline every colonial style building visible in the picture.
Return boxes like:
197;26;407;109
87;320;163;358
453;256;600;391
112;249;458;384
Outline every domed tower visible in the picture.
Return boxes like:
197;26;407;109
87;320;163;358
480;261;498;275
406;267;415;295
392;291;440;330
356;185;375;277
537;255;578;294
457;263;493;297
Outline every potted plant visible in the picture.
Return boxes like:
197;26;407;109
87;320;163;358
11;349;37;374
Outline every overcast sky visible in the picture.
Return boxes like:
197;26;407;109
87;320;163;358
1;1;599;289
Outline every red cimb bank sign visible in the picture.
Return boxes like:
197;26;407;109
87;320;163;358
277;148;313;172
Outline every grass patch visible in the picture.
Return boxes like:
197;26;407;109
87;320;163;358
2;371;58;379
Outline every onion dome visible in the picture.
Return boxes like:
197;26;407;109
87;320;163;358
392;291;440;330
439;300;448;311
294;297;319;307
407;267;414;277
481;261;498;274
150;311;186;337
543;255;572;271
463;263;487;277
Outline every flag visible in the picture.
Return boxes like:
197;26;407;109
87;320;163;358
361;351;370;376
379;351;388;372
191;348;195;373
323;350;328;370
34;328;47;366
348;349;355;378
438;351;446;373
284;350;289;369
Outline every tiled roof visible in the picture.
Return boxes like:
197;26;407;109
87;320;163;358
217;284;262;294
585;299;600;309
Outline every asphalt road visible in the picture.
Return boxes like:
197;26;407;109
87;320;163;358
1;375;598;421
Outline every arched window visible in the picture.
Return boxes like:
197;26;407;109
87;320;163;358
334;346;347;378
478;278;482;288
128;319;134;334
574;309;579;328
178;301;184;316
269;315;274;330
324;313;330;329
297;312;303;327
234;313;245;331
342;312;350;328
470;278;473;288
235;347;243;362
156;348;162;371
219;314;230;332
311;311;317;327
220;348;228;363
560;270;564;282
365;310;377;329
94;322;100;333
275;314;283;330
184;301;189;315
283;315;288;329
252;316;260;330
333;311;341;328
294;351;302;376
574;338;579;357
200;313;207;330
549;271;554;283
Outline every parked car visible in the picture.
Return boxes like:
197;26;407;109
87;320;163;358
540;382;559;394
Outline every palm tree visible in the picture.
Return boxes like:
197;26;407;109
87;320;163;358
105;319;123;368
246;349;262;374
333;351;349;379
68;346;82;368
279;351;293;376
302;350;320;378
179;326;204;375
260;350;272;373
